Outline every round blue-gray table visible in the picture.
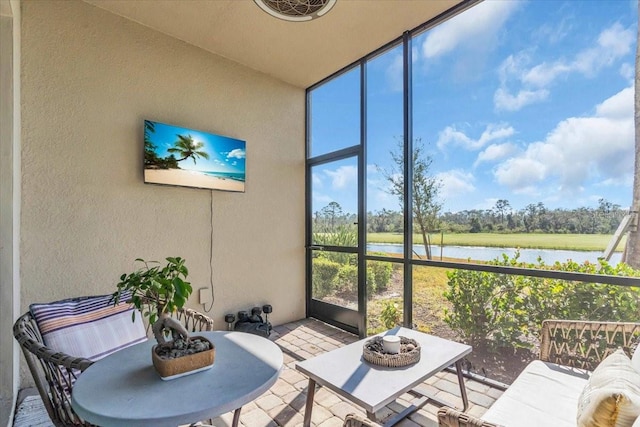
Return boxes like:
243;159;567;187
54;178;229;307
71;331;283;427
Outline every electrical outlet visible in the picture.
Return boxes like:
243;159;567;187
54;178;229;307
199;288;212;305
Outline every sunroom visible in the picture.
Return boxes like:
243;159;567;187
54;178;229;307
2;0;640;426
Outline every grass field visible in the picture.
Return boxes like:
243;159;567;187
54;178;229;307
367;232;625;252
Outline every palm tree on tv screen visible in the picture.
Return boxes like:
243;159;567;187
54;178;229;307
144;120;160;166
168;134;210;165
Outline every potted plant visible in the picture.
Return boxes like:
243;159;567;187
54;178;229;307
112;257;214;380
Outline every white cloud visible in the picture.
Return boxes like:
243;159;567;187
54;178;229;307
494;23;634;112
598;175;634;188
386;54;404;92
493;87;549;112
534;18;572;44
572;24;633;75
437;123;515;151
366;165;401;210
475;142;518;167
620;63;634;81
367;164;380;174
437;170;475;200
421;1;520;59
368;184;399;209
495;157;547;191
522;61;571;88
312;193;334;210
227;149;246;159
493;86;634;194
595;86;632;119
312;172;323;188
324;165;357;189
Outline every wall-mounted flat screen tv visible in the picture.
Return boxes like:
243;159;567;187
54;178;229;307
143;120;246;193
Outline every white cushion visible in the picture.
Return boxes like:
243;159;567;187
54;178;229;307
483;360;590;427
30;293;147;361
577;349;640;427
632;346;640;375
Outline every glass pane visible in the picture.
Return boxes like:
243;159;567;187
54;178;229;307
366;44;404;257
413;262;640;385
311;249;358;310
308;66;361;158
366;260;403;336
311;157;358;247
410;1;634;266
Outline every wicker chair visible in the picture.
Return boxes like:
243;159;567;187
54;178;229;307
13;305;214;427
437;319;640;427
343;413;380;426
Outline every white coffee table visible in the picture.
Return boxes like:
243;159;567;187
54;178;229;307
296;327;471;426
71;331;283;427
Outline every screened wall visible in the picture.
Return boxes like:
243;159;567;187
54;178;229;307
305;0;640;373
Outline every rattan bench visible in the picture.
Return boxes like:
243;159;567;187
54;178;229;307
13;304;213;427
438;319;640;427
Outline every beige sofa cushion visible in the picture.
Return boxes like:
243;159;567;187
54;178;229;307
632;346;640;375
577;349;640;427
483;360;590;427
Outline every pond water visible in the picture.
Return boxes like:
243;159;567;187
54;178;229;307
367;243;622;265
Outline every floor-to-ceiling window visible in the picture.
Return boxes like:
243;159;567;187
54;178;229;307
307;65;363;334
306;0;640;380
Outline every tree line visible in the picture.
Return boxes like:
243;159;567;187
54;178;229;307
314;197;627;235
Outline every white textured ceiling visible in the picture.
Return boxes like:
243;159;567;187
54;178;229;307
82;0;466;88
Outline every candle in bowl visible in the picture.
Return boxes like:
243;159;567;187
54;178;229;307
382;336;401;354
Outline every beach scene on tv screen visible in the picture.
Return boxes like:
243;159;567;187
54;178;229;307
144;120;246;192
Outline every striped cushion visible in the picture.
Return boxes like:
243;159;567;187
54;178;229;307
30;294;147;361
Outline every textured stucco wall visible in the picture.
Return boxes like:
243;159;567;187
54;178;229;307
19;0;305;366
1;8;19;423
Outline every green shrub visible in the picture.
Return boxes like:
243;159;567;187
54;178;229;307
444;253;640;351
443;256;530;350
312;258;340;298
370;261;392;292
312;226;357;264
365;266;376;297
380;300;401;329
335;264;358;293
335;263;376;296
535;260;640;325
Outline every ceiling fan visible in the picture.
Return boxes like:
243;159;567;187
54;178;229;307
254;0;337;22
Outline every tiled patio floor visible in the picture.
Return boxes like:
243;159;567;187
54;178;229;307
210;318;504;427
13;318;504;427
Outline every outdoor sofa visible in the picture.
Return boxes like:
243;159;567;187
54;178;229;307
438;319;640;427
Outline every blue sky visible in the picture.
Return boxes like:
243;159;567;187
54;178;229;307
311;0;637;216
147;120;246;174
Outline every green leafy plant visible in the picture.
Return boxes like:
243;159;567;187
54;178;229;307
370;261;392;292
444;253;640;352
335;264;358;293
112;257;193;346
444;268;527;350
312;257;340;298
380;301;401;330
313;224;357;247
334;264;376;296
